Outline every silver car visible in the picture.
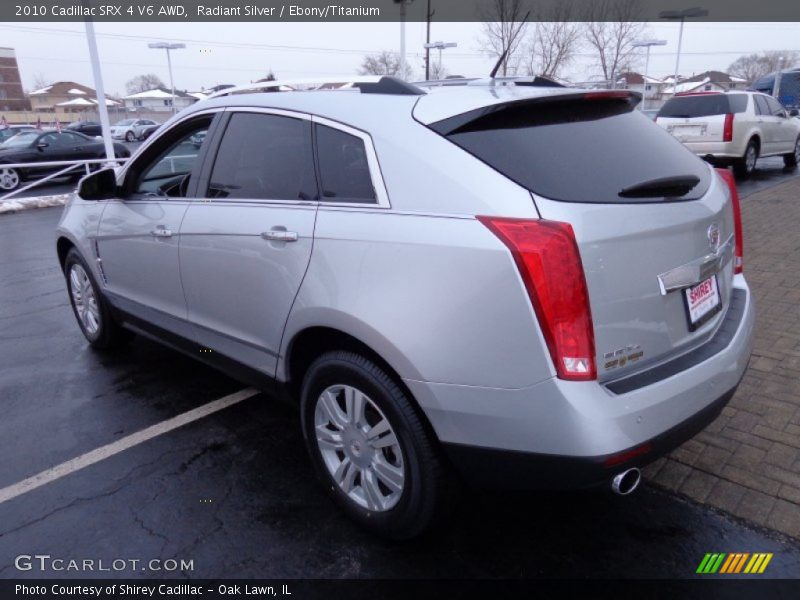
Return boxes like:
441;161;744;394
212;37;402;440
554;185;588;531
56;77;755;539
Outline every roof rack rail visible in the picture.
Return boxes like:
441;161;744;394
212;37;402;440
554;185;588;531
415;76;568;89
207;76;424;99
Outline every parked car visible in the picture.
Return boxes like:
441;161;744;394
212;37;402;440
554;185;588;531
0;124;36;144
189;130;206;148
137;123;161;141
57;77;755;539
656;91;800;177
66;121;103;137
109;118;158;142
0;130;130;191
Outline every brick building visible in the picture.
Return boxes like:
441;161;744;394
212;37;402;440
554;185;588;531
0;47;30;111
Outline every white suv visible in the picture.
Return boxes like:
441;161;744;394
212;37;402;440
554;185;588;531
656;91;800;177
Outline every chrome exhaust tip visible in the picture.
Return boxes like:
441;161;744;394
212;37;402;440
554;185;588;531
611;468;641;496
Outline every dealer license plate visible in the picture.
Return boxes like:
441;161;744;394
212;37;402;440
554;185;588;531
684;275;721;331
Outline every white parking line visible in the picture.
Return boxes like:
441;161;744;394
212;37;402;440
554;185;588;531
0;387;260;505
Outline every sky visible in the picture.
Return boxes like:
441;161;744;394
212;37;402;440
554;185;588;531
0;21;798;96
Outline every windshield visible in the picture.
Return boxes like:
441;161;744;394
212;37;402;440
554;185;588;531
115;119;136;126
2;132;39;147
432;97;711;204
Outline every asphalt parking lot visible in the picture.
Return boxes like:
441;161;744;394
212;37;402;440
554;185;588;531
1;166;800;580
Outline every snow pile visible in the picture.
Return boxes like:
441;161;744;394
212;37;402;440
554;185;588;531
0;193;70;214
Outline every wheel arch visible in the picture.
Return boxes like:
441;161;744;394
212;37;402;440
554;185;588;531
284;325;440;444
56;236;76;272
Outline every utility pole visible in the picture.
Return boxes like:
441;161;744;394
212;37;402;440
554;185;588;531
424;0;434;81
659;7;709;95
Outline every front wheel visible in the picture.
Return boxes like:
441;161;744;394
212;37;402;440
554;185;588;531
0;167;21;191
733;140;759;178
125;130;135;142
64;249;132;350
784;137;800;168
300;351;450;540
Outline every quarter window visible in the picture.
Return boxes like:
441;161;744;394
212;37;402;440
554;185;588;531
207;112;317;201
315;124;376;203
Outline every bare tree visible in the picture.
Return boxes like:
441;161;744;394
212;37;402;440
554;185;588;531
430;60;449;80
125;74;166;94
359;51;413;80
31;73;50;91
728;51;800;84
583;0;646;86
478;0;530;77
520;2;582;78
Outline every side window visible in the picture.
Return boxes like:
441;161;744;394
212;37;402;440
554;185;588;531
754;95;770;116
61;132;84;144
315;124;376;203
40;132;60;146
207;112;316;201
766;97;786;117
131;117;211;197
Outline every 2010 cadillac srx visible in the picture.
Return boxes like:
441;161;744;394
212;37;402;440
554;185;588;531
56;76;755;539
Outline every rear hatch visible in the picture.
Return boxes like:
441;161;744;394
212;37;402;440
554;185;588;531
427;92;736;381
656;93;748;143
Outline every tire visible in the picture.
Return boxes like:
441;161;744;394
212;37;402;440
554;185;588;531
784;136;800;168
64;248;132;350
733;139;759;178
300;351;449;540
125;130;135;142
0;167;21;191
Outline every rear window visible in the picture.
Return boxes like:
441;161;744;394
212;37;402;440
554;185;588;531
431;97;711;204
658;94;748;118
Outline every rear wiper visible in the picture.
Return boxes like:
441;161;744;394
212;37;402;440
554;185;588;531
619;175;700;199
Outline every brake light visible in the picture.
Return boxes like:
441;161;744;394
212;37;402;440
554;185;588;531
477;217;596;380
715;168;744;274
723;113;734;142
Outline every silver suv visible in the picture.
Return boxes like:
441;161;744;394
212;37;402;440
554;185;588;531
57;77;755;539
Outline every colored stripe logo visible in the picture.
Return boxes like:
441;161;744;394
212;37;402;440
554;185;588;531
696;553;773;574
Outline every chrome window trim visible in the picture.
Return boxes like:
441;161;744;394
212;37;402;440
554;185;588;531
312;115;391;209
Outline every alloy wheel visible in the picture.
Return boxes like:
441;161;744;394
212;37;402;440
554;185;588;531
745;145;757;172
0;168;20;191
69;264;101;335
314;384;405;512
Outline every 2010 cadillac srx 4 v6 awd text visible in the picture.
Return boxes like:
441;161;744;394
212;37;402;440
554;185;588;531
56;76;755;539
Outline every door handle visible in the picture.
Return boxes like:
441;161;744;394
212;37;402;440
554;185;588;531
151;227;173;238
261;230;299;242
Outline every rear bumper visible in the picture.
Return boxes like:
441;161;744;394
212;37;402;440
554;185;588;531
442;383;738;490
406;277;755;489
682;141;743;159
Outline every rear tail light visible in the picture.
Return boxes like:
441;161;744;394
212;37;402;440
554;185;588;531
715;168;744;274
723;113;734;142
477;217;596;381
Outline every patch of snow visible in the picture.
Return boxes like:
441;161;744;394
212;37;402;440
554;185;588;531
0;193;70;215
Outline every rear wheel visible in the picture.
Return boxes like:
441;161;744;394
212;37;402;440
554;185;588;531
300;351;449;540
64;248;132;350
784;136;800;168
0;167;21;191
733;139;759;178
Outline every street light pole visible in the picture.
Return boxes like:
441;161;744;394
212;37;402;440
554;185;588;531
394;0;415;80
632;39;667;110
148;42;186;114
423;41;457;79
424;0;433;81
659;7;709;96
83;17;115;164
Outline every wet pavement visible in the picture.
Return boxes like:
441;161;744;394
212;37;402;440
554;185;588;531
1;205;800;580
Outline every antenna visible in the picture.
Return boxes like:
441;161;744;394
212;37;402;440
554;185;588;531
488;11;530;79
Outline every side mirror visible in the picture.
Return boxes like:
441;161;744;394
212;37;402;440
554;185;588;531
790;108;799;117
78;168;118;200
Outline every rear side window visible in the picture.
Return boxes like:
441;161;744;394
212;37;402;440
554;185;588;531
658;94;747;118
208;112;317;201
432;97;711;204
315;124;376;203
754;95;770;116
